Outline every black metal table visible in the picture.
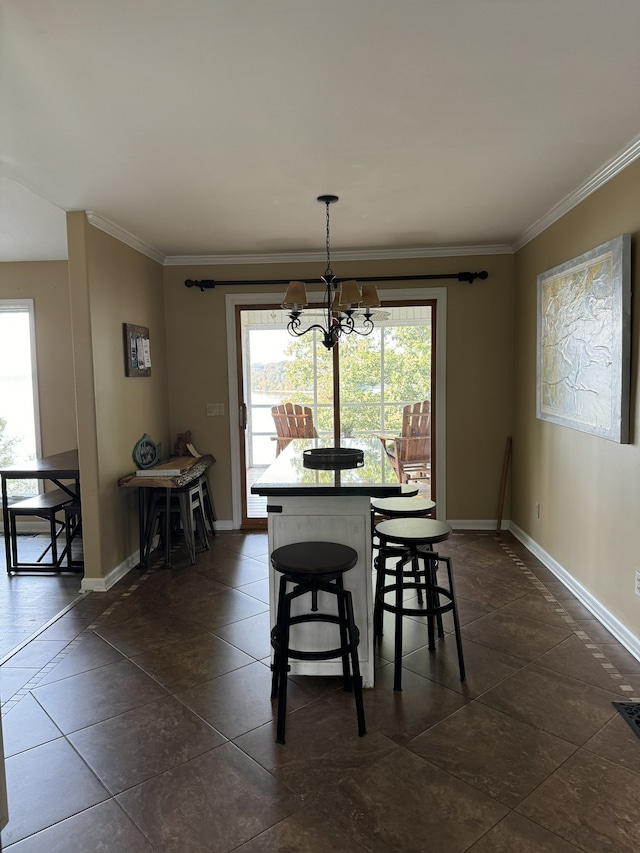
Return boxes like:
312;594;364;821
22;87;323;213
0;449;80;572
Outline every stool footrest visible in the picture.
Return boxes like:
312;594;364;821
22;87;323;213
271;616;360;662
380;582;454;619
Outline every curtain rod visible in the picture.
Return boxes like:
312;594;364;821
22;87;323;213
184;271;488;292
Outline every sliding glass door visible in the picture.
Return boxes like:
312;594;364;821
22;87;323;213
235;301;435;527
0;300;40;500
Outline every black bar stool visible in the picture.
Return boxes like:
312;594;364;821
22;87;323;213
270;541;366;745
375;517;465;691
143;482;209;565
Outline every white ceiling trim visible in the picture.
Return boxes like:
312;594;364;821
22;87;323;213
86;134;640;267
85;212;165;265
163;243;513;267
514;134;640;251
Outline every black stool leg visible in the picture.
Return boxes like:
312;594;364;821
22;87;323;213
342;586;366;736
431;558;445;638
275;586;293;744
393;556;404;691
335;576;353;692
445;557;466;681
373;551;384;641
420;551;437;652
412;545;424;605
270;575;288;700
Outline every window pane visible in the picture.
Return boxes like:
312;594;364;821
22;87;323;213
0;306;38;497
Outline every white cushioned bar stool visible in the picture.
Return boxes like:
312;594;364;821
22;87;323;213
270;541;366;745
371;496;437;635
374;517;465;691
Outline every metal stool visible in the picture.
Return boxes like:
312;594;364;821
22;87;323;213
143;482;209;565
63;503;84;571
375;517;465;691
198;474;216;535
371;496;437;625
270;541;366;745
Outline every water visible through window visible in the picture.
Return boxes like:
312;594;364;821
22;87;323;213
0;302;39;497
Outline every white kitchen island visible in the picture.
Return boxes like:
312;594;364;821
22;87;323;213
251;437;410;687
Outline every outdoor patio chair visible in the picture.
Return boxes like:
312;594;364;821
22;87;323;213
271;403;316;455
375;400;431;484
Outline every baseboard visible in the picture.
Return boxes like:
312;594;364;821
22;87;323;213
83;521;234;591
510;522;640;662
81;551;139;592
449;519;510;531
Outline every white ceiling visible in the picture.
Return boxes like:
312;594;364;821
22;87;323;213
2;0;640;264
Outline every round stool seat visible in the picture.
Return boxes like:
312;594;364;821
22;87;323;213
376;517;451;546
371;497;436;518
271;541;358;577
374;517;464;691
398;484;420;496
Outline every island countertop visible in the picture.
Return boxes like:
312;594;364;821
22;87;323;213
251;436;404;497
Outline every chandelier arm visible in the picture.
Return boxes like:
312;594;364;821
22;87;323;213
287;318;335;338
333;315;375;338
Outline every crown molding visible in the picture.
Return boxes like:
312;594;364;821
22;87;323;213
86;134;640;265
85;211;166;264
513;134;640;251
84;211;510;266
163;243;512;267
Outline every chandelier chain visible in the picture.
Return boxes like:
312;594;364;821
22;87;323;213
324;200;333;278
282;194;377;349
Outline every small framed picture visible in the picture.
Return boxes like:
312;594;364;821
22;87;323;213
123;323;151;377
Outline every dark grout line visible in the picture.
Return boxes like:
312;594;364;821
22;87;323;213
0;592;90;668
497;536;640;702
0;563;161;715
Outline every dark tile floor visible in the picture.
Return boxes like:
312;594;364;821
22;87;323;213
0;536;84;663
1;530;640;851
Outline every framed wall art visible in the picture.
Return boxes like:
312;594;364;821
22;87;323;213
537;234;631;443
123;323;151;377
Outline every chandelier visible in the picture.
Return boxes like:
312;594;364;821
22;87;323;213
282;195;380;350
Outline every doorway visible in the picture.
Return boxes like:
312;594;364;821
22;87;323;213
230;292;442;528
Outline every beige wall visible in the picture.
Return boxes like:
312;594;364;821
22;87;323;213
67;213;167;582
0;260;77;455
163;253;515;523
513;158;640;636
0;217;515;584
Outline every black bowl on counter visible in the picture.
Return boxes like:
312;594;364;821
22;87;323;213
302;447;364;470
